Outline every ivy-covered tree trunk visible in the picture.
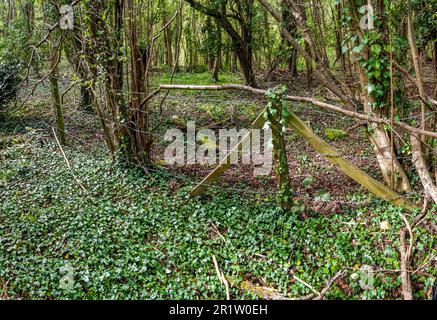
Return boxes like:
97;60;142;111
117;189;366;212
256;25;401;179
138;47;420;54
347;0;412;193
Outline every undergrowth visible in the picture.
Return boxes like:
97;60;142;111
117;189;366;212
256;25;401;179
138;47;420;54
0;140;435;300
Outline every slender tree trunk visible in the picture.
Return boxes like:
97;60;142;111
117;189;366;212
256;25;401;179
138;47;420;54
333;2;346;73
311;0;329;68
305;41;313;88
174;1;183;72
407;0;437;203
212;22;222;82
281;0;298;75
162;4;173;69
49;46;66;145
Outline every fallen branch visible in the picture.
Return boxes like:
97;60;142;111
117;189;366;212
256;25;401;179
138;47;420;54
399;198;431;300
212;255;230;300
228;277;313;300
52;128;87;192
139;84;437;139
210;223;226;243
314;270;346;300
291;273;320;296
395;62;437;109
284;111;419;210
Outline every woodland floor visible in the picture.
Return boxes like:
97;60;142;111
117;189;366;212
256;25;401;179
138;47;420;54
0;71;435;299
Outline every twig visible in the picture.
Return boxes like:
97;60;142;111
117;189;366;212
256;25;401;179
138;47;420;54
52;127;87;192
314;270;345;300
212;255;230;300
291;273;320;296
398;197;431;300
400;228;413;300
346;121;367;134
210;222;226;243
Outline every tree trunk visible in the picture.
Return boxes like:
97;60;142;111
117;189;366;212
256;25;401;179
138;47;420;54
369;126;412;192
311;0;329;68
163;5;173;69
174;1;183;72
49;47;66;145
407;0;437;203
281;0;298;75
186;0;257;86
212;22;222;82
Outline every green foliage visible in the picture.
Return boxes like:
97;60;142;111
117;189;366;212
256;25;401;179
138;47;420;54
0;61;21;110
0;16;32;64
324;128;348;141
357;31;392;109
0;142;435;300
200;17;221;57
153;72;242;86
411;0;437;48
1;0;436;301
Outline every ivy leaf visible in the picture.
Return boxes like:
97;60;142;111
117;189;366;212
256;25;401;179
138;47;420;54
282;107;291;117
270;108;278;116
315;190;331;202
370;44;382;56
302;176;313;188
373;70;381;79
341;45;349;54
353;44;365;53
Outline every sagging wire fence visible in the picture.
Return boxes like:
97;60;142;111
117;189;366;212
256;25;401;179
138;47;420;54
53;91;427;164
2;94;429;210
4;79;436;210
